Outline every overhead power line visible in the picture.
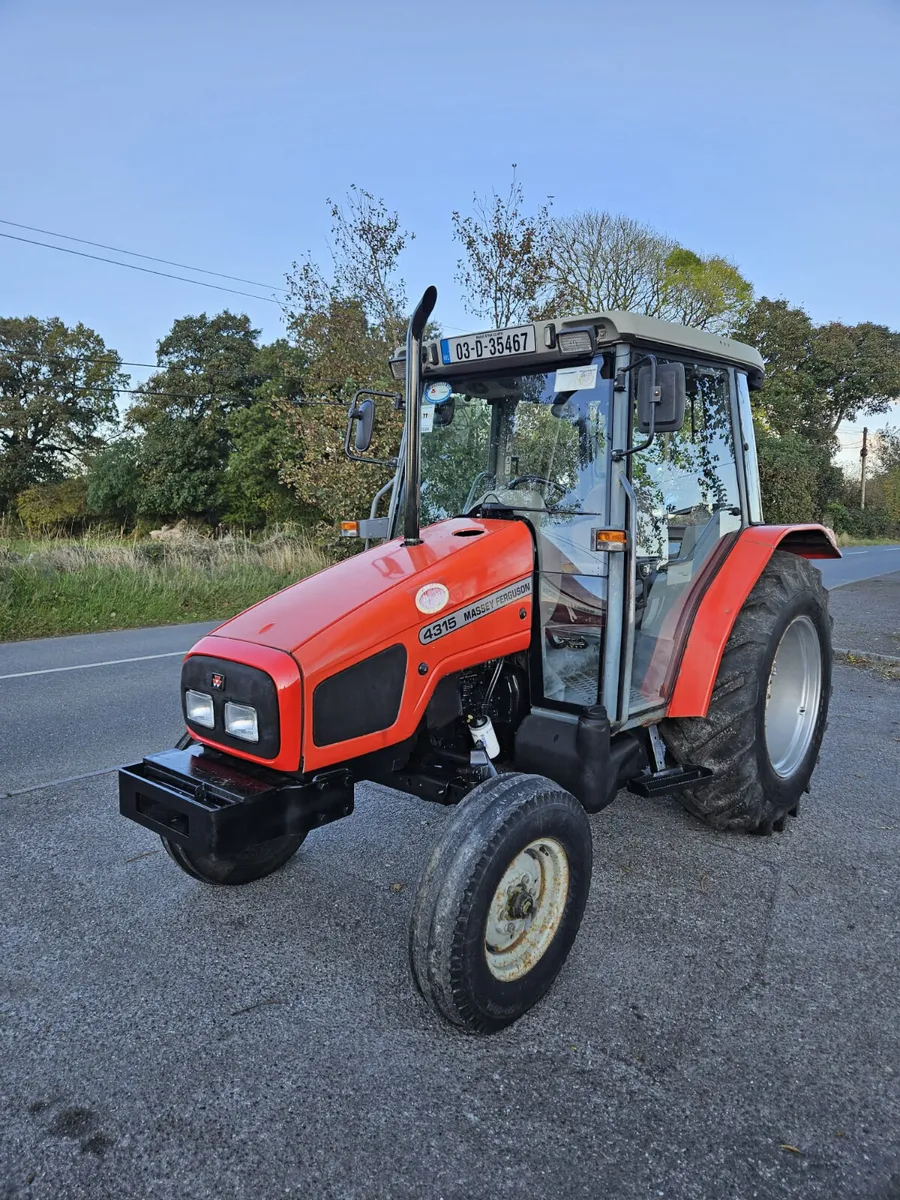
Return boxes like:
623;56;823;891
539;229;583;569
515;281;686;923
0;232;282;306
0;218;288;293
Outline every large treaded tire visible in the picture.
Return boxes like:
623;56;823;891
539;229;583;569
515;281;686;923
409;773;593;1034
661;550;832;834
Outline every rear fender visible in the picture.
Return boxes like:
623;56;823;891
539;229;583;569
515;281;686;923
666;524;840;719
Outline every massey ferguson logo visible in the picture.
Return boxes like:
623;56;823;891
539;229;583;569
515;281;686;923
211;672;226;690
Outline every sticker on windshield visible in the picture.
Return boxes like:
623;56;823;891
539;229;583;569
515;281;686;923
418;577;532;645
420;405;434;433
424;381;453;404
554;365;597;392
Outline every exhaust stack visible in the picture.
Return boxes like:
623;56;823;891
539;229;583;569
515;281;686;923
403;285;438;546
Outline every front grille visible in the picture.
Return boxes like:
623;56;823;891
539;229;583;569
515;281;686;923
181;655;280;759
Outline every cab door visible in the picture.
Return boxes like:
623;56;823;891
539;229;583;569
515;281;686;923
527;359;615;709
626;358;744;715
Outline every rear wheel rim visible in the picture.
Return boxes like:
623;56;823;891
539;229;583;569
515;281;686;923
764;615;822;778
483;838;569;982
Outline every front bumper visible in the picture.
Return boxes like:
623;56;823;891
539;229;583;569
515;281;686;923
119;745;353;855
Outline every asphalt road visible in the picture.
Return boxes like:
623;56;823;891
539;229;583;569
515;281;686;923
1;551;899;1199
816;544;900;589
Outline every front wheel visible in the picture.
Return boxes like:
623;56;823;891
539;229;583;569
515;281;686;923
161;834;306;885
409;773;593;1033
662;550;832;833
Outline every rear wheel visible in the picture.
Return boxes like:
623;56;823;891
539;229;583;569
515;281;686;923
662;550;832;833
409;773;593;1033
161;834;306;885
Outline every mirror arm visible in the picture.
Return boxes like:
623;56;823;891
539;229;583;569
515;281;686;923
612;354;658;462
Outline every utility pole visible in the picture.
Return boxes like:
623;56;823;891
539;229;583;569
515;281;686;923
860;426;868;509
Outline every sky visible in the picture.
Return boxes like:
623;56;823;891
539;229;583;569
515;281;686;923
2;0;898;467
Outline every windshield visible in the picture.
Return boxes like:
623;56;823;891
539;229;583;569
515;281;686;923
418;354;614;526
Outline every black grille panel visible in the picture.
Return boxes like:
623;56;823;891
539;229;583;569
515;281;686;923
181;655;280;759
312;644;407;747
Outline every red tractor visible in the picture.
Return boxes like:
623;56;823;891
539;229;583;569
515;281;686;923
120;287;839;1033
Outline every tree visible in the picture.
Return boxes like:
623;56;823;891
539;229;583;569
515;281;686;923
874;425;900;474
734;299;900;441
549;212;752;332
755;431;840;524
221;401;309;526
452;168;554;327
85;439;143;522
122;312;299;523
279;189;411;540
16;477;89;532
0;317;126;511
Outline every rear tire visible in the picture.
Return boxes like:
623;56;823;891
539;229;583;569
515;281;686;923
409;773;592;1033
662;550;832;833
161;834;306;885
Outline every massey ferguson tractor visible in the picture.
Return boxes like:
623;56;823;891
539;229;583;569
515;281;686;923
119;286;839;1033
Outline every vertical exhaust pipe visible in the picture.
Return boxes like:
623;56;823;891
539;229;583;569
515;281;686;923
403;285;438;547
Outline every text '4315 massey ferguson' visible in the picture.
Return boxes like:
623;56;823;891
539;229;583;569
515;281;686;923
120;286;839;1033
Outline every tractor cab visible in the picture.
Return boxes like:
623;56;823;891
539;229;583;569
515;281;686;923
350;304;769;733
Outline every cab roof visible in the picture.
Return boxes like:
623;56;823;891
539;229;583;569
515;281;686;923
421;310;765;384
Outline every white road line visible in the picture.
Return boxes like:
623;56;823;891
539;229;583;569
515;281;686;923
0;650;187;681
2;765;120;798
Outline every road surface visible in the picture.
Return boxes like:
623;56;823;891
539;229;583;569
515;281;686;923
1;556;898;1199
815;542;900;588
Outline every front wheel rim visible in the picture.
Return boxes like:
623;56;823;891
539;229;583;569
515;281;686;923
764;614;823;778
484;838;570;982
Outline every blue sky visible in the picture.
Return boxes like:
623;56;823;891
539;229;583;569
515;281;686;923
2;0;898;459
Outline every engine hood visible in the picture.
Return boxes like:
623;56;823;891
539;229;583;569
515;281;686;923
192;518;536;772
208;518;533;657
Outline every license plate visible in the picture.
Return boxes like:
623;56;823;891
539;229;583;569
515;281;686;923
440;324;535;366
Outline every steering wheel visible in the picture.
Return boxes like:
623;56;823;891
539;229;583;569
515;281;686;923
507;475;567;501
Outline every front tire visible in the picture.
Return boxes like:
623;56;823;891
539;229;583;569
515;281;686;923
409;773;593;1033
161;834;306;885
662;550;832;833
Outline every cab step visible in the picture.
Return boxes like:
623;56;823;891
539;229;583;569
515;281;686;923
627;764;712;797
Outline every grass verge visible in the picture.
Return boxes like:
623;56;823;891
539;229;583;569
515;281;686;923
835;534;900;547
0;535;330;641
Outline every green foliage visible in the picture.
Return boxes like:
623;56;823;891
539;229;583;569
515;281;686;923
135;416;227;521
0;316;126;510
221;401;308;526
659;249;753;331
734;299;900;440
86;440;142;521
84;314;310;526
279;189;409;541
755;431;839;523
16;477;89;531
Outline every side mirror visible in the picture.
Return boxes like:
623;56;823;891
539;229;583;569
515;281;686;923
432;396;455;428
352;397;375;452
344;389;400;466
637;361;686;433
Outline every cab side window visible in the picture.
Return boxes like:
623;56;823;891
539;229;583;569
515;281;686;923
634;362;739;561
630;361;741;711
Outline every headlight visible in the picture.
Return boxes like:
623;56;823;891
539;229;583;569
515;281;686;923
185;690;215;728
224;701;259;743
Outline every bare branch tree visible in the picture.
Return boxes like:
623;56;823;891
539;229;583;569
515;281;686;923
452;168;554;328
549;211;752;333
